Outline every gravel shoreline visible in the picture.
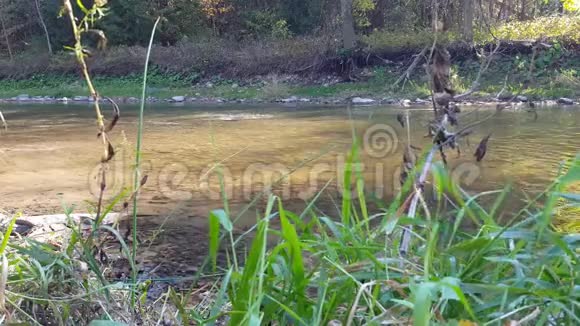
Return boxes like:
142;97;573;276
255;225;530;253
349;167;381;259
1;93;578;107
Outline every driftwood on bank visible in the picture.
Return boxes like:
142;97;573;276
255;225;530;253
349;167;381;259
0;213;124;242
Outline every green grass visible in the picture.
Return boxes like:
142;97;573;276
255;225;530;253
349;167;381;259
2;57;579;102
193;146;579;325
0;69;441;101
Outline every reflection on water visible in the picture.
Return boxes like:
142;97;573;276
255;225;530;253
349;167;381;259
1;103;579;228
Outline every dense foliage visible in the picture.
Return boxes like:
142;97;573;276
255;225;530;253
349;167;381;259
0;0;579;56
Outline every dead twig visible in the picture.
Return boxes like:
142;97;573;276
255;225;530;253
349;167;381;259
393;46;428;88
454;41;502;100
399;111;498;255
496;73;510;99
509;307;541;325
400;149;436;255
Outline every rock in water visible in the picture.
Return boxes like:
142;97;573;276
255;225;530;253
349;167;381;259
516;95;528;102
16;94;30;101
12;219;35;236
171;96;186;103
280;96;298;103
558;97;574;105
351;97;376;105
401;99;412;107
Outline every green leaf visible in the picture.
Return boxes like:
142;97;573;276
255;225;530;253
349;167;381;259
341;143;355;225
489;230;536;240
207;268;232;326
440;277;461;301
278;198;306;295
319;216;343;241
439;278;476;321
413;282;436;326
230;218;268;325
265;294;308;326
446;238;492;257
209;211;220;272
0;215;17;255
210;209;232;232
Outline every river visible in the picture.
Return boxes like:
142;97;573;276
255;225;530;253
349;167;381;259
1;102;579;218
1;102;579;274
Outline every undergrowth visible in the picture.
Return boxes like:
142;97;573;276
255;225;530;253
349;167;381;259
1;58;579;101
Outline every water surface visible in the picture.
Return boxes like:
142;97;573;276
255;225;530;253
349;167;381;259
1;103;579;220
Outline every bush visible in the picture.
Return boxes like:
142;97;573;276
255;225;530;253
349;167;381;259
0;35;337;80
272;20;292;40
476;15;580;44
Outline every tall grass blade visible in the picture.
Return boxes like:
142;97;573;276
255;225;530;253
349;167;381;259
230;214;269;325
0;214;15;313
209;212;220;272
413;282;435;326
207;268;232;325
0;215;16;255
208;209;233;272
278;199;305;283
131;17;160;306
341;144;355;226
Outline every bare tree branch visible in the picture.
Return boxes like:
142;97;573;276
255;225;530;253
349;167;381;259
393;46;428;88
0;8;12;61
399;111;497;255
33;0;52;55
454;41;502;100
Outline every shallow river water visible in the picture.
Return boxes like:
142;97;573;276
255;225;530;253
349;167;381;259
1;102;579;273
2;103;580;217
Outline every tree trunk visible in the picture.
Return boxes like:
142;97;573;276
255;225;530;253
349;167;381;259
462;0;474;42
498;0;506;20
506;0;513;19
0;10;13;61
520;0;527;20
340;0;356;49
34;0;52;55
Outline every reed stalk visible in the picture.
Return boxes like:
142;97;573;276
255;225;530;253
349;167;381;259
131;16;161;307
